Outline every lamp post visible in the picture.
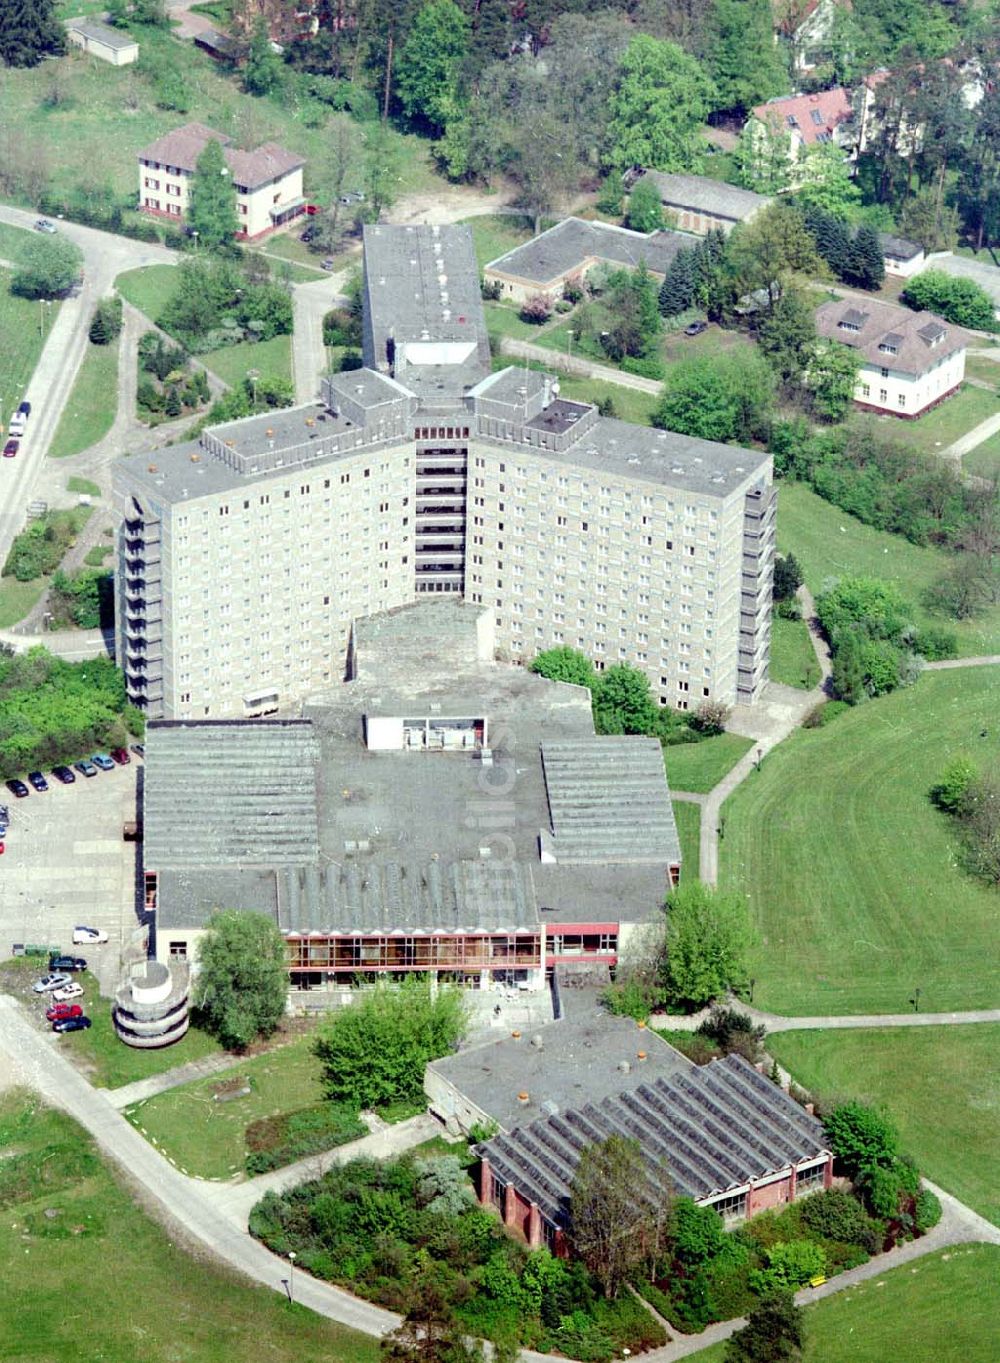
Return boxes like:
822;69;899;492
247;368;260;413
288;1250;296;1303
566;328;574;361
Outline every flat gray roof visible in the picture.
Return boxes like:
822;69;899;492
143;720;321;871
479;1053;831;1219
430;1006;692;1133
541;738;680;866
634;171;771;222
485;217;686;285
157;867;278;931
66;17;139;48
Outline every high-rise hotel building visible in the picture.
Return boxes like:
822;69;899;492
113;224;775;720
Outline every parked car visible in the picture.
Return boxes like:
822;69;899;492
28;771;48;792
52;765;75;784
32;973;71;994
684;320;708;337
73;925;109;945
130;744;145;758
53;1015;91;1033
49;955;87;972
91;752;115;771
74;760;98;778
300;224;319;243
52;982;85;1003
322;258;336;270
0;803;8;825
3;439;18;458
34;218;57;233
6;779;29;798
17;400;31;418
110;747;131;765
46;1001;83;1022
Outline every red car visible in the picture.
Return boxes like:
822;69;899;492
46;1001;83;1022
3;439;18;458
110;747;131;765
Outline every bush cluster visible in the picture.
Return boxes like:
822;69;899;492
930;758;1000;887
157;257;293;353
244;1102;366;1175
3;509;90;583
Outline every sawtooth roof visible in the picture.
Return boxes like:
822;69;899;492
478;1054;830;1221
143;720;321;871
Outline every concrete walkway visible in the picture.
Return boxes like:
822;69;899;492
943;409;1000;459
106;1048;261;1109
925;654;1000;670
499;337;664;394
655;1001;1000;1034
291;270;350;404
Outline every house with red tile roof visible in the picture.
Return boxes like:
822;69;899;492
137;122;306;240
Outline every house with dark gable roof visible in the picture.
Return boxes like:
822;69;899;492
815;296;969;417
137;122;306;239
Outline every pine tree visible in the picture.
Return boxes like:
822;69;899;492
88;308;109;346
165;386;182;417
724;1291;804;1363
659;248;697;317
702;0;787;115
467;0;511;68
803;207;851;280
843;224;885;291
0;0;64;67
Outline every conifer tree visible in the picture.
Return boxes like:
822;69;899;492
0;0;64;67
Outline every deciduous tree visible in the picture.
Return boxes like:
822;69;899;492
606;34;713;174
701;0;786;115
530;646;597;690
653;349;775;443
188;137;239;250
11;235;83;299
570;1135;671;1298
626;179;665;233
757;288;816;387
901;270;997;331
194;909;289;1049
661;880;759;1007
396;0;469;136
806;339;861;422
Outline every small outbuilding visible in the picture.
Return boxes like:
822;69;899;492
65;18;139;65
629;171;772;236
879;233;925;278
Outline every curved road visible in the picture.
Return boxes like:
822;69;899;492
0;203;177;572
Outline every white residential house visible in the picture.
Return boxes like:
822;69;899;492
814;297;969;417
779;0;844;74
137;122;306;240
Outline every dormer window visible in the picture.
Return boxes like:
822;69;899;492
811;110;824;125
786;115;798;127
878;342;897;355
839;321;860;333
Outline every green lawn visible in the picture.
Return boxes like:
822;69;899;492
0;220;37;263
962;355;1000;387
890;383;998;456
0;1093;380;1363
129;1035;325;1178
84;545;113;565
672;800;701;879
201;333;293;389
550;372;657;425
720;668;1000;1015
964;427;1000;479
115;263;179;323
48;336;121;458
70;987;223;1089
770;613;821;690
483;300;552;342
67;476;101;497
1;28;437;206
460;213;534;270
691;1246;1000;1363
777;480;1000;656
664;733;755;794
769;1026;1000;1226
0;577;47;629
0;269;60;421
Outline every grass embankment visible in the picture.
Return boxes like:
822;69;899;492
0;265;60;418
691;1245;1000;1363
672;800;701;878
48;336;121;458
126;1034;328;1179
720;668;1000;1015
201;334;293;389
664;733;755;794
461;213;534;269
964;427;1000;478
770;1025;1000;1226
879;383;998;457
71;991;222;1090
769;614;820;690
777;480;1000;656
0;1092;380;1363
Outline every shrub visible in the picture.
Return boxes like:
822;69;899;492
798;1188;880;1250
748;1239;826;1294
930;757;978;815
480;277;503;301
244;1102;366;1174
914;1188;942;1232
602;976;658;1021
563;280;584;304
901;270;997;332
911;625;958;660
802;699;849;728
689;699;731;737
696;1007;766;1063
550;1310;614;1363
520;294;552;324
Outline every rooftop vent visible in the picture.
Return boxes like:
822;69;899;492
617;1060;631;1074
530;1034;544;1050
479;846;492;859
189;453;201;462
517;1091;529;1104
147;463;157;472
540;1099;559;1116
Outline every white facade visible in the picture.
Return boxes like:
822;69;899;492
66;20;139;64
138;159;304;238
882;248;926;278
855;347;966;417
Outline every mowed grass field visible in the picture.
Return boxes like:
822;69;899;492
0;267;61;418
720;667;1000;1014
201;333;293;389
115;263;179;322
48;335;122;457
777;480;1000;656
769;613;821;690
664;733;755;794
672;799;701;879
691;1245;1000;1363
0;1093;380;1363
769;1026;1000;1226
129;1035;324;1179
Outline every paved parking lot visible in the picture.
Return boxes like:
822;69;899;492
1;762;142;994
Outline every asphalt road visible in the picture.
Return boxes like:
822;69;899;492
0;203;176;572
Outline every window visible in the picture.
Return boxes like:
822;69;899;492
879;388;888;403
796;1162;827;1195
880;366;889;378
168;941;188;958
897;392;906;407
860;383;871;398
710;1191;747;1222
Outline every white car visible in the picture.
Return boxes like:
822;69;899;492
52;982;84;1002
32;973;71;994
73;926;109;945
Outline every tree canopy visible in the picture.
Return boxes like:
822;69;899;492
396;0;469;136
187;136;239;251
11;235;83;299
661;880;759;1008
0;0;63;67
313;979;465;1109
901;270;998;332
570;1134;671;1297
194;909;289;1049
606;34;713;173
653;349;775;444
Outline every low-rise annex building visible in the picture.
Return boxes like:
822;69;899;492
137;121;306;239
629;172;772;236
483;217;687;304
65;17;139;64
815;296;969;417
141;600;682;998
879;232;925;279
429;1009;833;1250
